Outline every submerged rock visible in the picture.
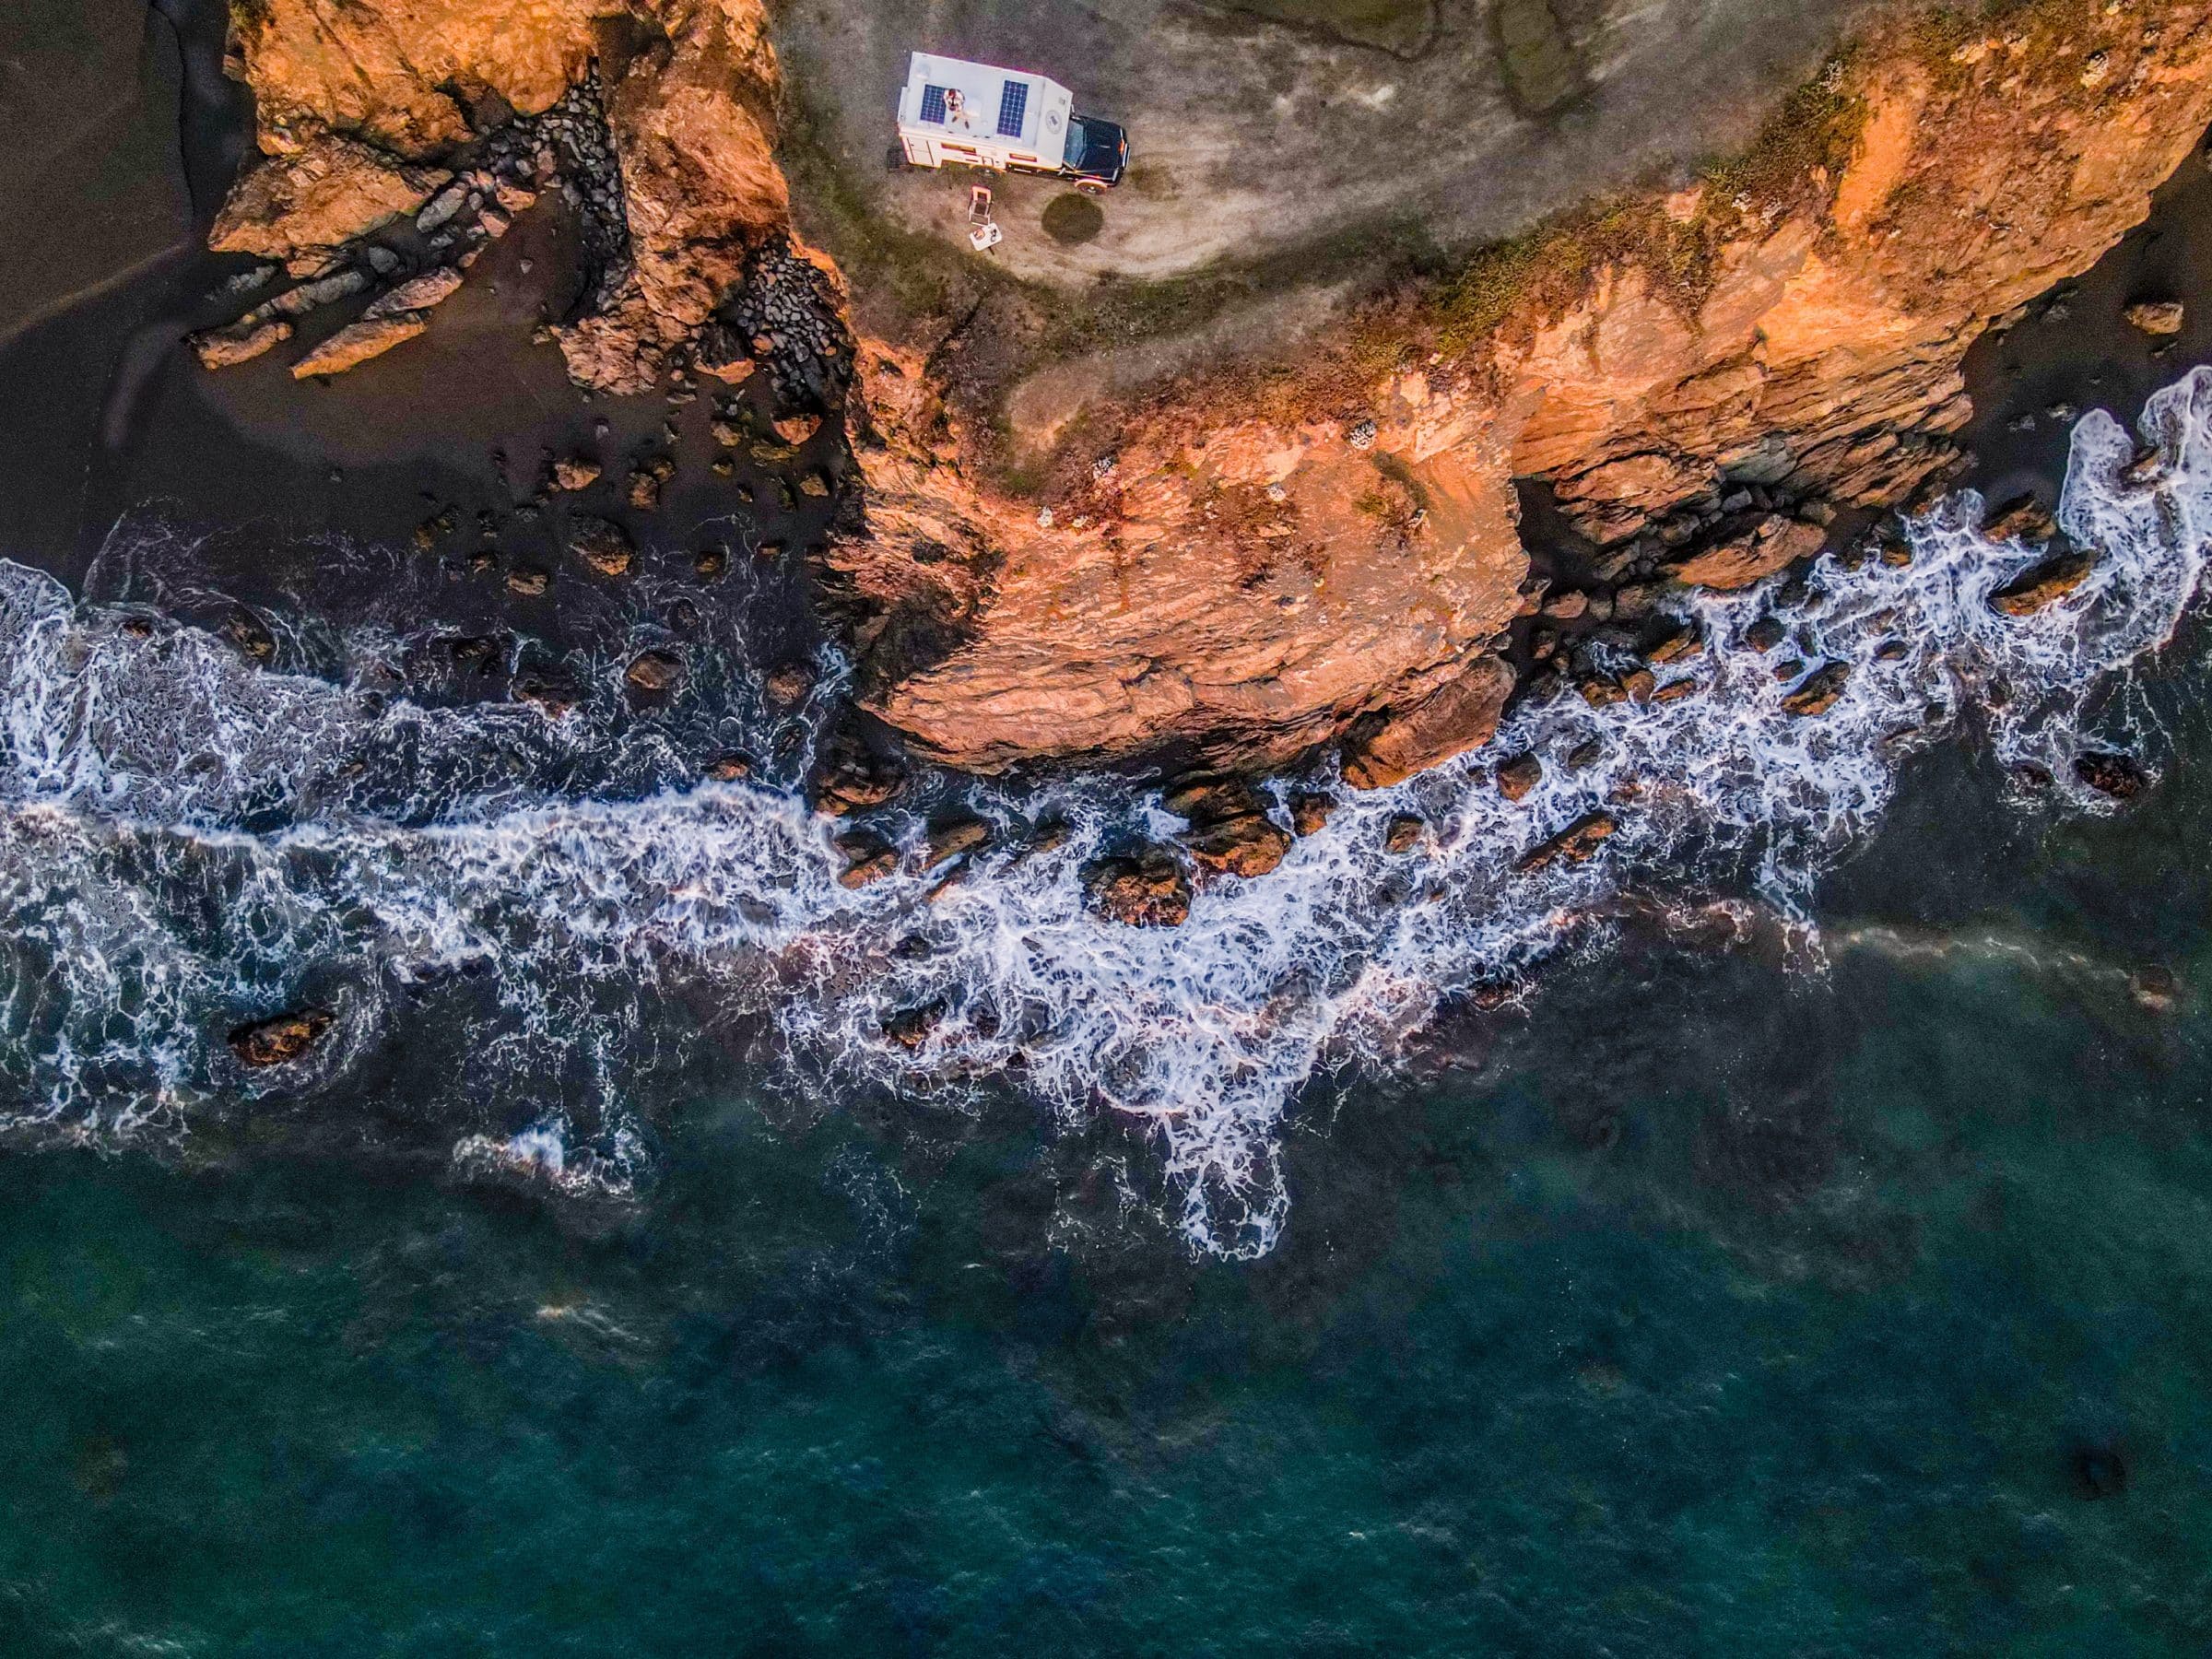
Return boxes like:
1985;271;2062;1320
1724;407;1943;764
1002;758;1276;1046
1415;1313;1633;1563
1082;849;1192;928
2074;750;2149;800
834;830;898;888
227;1007;334;1067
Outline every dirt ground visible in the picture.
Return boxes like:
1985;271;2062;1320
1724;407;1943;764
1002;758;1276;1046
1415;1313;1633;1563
769;0;1882;286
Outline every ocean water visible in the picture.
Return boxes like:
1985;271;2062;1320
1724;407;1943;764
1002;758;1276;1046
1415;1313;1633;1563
4;375;2212;1649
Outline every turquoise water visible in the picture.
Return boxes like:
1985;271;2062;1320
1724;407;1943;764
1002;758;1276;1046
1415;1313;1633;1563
6;718;2212;1653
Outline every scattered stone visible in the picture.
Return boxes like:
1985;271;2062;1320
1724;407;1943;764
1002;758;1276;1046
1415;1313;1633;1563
1645;625;1701;665
1289;793;1337;837
624;649;686;697
2124;300;2186;337
1345;418;1378;452
190;318;293;370
1383;814;1427;853
1517;812;1617;873
1618;667;1657;703
1081;848;1192;927
1564;738;1605;771
1540;589;1588;621
570;516;633;577
1873;640;1908;663
924;815;992;869
2074;750;2149;800
772;411;823;446
290;313;429;377
505;567;549;596
694;547;728;581
1495;752;1543;803
797;471;831;499
1653;678;1700;702
1877;540;1914;569
1989;549;2096;617
1745;616;1787;652
1667;513;1826;590
552;456;601;491
228;1007;334;1067
703;753;753;782
1782;662;1851;716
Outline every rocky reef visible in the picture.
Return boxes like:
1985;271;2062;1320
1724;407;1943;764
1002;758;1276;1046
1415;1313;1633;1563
193;0;2212;794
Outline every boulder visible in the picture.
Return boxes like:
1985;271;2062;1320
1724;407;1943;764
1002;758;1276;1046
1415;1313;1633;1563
834;830;898;888
1185;813;1292;879
924;814;992;869
1516;812;1617;873
773;412;823;445
552;457;602;492
2124;300;2185;336
1666;514;1826;590
1990;549;2095;617
813;729;907;816
1342;654;1516;790
364;265;465;318
1496;753;1543;802
624;649;686;696
191;319;294;371
1289;793;1338;837
1082;849;1192;928
1383;814;1427;853
290;313;429;377
764;663;815;707
882;1003;947;1048
570;517;634;578
228;1007;333;1067
1983;494;2057;545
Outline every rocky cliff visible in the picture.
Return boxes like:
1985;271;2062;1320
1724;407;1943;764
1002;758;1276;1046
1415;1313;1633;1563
831;2;2212;777
199;0;2212;784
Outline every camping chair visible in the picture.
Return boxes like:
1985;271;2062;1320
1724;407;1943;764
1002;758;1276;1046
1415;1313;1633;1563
968;185;1002;253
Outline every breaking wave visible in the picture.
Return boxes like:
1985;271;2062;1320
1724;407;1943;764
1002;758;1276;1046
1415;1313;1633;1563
4;371;2211;1257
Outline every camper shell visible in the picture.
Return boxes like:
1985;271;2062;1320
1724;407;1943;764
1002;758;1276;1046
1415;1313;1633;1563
896;53;1128;193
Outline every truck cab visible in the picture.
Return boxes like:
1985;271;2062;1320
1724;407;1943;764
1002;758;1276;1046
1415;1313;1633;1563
897;53;1128;194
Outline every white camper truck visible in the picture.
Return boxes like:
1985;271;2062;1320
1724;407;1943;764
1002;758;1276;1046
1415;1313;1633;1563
895;53;1129;194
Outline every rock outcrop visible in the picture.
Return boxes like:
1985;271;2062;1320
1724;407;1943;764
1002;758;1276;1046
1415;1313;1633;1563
824;3;2212;774
202;0;2212;788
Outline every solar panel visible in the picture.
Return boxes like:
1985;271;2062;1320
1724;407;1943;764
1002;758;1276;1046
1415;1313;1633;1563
920;85;947;125
997;80;1030;139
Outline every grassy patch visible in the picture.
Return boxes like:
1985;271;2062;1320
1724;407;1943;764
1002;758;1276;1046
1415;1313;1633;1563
1041;194;1106;246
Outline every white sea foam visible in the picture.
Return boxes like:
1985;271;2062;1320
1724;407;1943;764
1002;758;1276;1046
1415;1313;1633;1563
4;371;2211;1254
